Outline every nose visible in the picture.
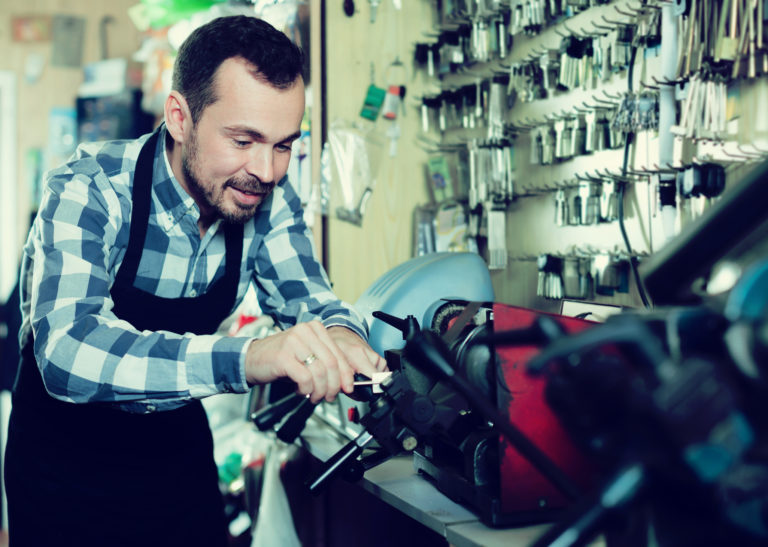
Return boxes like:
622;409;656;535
245;145;274;184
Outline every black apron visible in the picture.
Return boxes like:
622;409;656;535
5;129;244;547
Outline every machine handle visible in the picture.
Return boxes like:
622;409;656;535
275;397;317;443
372;310;420;340
250;392;306;431
530;463;647;547
307;431;374;495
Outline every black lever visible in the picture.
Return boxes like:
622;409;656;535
275;397;317;443
251;392;306;431
372;311;419;340
307;430;375;495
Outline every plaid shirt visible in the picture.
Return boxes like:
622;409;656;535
19;126;366;413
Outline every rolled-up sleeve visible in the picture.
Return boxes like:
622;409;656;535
251;180;368;340
23;154;250;412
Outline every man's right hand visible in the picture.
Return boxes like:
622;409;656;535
244;320;378;403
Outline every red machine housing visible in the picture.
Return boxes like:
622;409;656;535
493;303;598;516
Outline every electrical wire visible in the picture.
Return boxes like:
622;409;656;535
618;43;652;309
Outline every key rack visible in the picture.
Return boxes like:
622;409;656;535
410;0;768;311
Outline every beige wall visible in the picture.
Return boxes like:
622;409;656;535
320;1;693;313
0;0;142;255
324;1;433;303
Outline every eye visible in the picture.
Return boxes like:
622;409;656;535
233;139;250;148
276;143;293;153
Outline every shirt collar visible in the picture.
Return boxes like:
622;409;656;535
151;124;202;232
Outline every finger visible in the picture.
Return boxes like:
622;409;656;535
285;334;332;401
356;344;387;372
347;347;380;378
282;359;314;397
298;322;347;402
306;321;354;394
372;351;388;372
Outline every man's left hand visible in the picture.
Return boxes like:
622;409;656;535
327;326;388;389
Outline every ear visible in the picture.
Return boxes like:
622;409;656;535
164;91;192;143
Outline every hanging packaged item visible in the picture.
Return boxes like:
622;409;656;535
327;119;384;226
360;84;387;121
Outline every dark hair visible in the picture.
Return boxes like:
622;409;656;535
172;15;305;123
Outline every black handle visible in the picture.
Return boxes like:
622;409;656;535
275;397;317;443
372;311;420;340
250;392;306;431
307;431;374;495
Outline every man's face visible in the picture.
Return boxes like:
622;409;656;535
179;57;304;225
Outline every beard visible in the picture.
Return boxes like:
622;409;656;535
181;127;273;225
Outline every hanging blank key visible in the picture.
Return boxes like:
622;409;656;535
369;0;380;23
353;371;392;393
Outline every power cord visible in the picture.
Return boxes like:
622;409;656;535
618;43;652;309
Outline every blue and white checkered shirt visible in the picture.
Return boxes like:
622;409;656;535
19;126;367;413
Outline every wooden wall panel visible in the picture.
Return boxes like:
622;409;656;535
0;0;142;256
324;1;433;303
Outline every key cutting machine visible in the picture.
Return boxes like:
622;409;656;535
253;251;600;527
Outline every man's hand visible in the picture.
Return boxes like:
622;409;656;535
244;321;386;403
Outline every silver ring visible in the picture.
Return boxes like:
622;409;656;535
303;354;318;366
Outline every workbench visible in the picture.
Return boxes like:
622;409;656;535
300;419;562;547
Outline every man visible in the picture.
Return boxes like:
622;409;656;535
5;15;384;547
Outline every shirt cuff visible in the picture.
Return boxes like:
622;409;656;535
322;318;368;341
184;334;252;396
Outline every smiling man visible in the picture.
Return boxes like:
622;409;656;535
5;15;383;547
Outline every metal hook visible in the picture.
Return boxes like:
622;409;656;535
623;166;655;177
614;2;646;16
737;144;765;158
601;89;625;100
580;22;608;37
653;162;684;172
748;141;768;155
601;14;627;27
582;100;607;110
640;79;660;91
614;5;642;18
508;120;535;131
562;20;585;38
522;116;543;128
589;19;614;33
650;75;682;87
719;147;758;162
591;95;620;107
598;167;631;181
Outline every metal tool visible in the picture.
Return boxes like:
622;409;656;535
353;371;393;393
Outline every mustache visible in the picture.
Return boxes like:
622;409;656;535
225;177;275;193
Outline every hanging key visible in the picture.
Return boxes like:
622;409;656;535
601;179;618;221
541;125;555;165
579;257;592;299
562;257;582;299
584;110;597;153
554;118;567;159
570;188;583;225
584;181;602;224
570;115;585;156
555;189;569;226
530;127;543;164
369;0;380;23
